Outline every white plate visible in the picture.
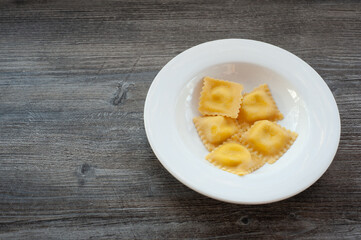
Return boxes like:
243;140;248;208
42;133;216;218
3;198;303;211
144;39;340;204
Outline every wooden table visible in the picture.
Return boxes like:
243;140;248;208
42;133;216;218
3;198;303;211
1;1;360;239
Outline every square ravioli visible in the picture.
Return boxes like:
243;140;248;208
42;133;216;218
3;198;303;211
239;120;298;164
206;141;266;176
193;116;239;151
199;77;244;118
238;84;283;123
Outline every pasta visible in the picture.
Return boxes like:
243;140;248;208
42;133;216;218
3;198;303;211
239;120;298;164
238;84;283;123
199;77;244;118
193;116;239;151
206;141;266;176
193;77;298;176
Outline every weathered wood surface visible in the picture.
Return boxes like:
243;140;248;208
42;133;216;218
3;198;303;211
0;0;360;239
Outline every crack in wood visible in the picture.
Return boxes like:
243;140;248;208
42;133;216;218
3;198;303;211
112;82;129;106
112;57;139;106
76;163;95;186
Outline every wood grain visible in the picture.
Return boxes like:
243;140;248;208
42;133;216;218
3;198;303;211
0;0;360;239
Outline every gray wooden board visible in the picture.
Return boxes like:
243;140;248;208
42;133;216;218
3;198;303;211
0;0;360;239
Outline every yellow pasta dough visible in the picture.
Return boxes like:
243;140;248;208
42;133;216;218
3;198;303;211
193;116;238;151
199;77;244;118
240;120;298;164
193;77;298;176
206;141;266;176
238;84;283;123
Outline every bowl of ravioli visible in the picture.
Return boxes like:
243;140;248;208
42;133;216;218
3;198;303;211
144;39;340;204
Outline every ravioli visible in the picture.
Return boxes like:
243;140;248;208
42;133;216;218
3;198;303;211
194;77;298;176
199;77;244;118
238;84;283;123
206;141;266;176
193;116;238;151
240;120;298;164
